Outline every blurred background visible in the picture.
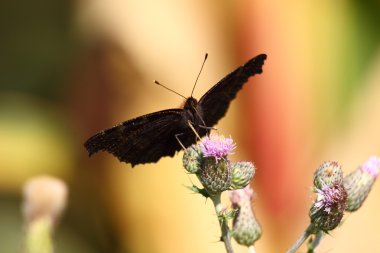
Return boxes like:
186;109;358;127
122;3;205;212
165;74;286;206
1;0;380;252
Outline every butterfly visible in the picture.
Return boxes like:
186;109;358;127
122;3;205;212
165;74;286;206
84;54;267;166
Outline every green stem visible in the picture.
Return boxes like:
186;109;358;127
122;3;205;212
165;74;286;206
307;231;324;253
24;217;54;253
211;193;234;253
286;224;314;253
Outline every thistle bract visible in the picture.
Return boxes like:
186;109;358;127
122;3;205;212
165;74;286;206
314;161;343;189
197;158;232;195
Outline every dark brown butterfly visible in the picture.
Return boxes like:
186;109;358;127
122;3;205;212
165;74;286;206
84;54;267;166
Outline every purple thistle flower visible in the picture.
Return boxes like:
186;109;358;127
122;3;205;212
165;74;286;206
314;184;346;214
200;134;236;160
361;156;380;178
309;183;347;232
230;185;254;208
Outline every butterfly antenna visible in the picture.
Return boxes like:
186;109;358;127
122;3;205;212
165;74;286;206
190;53;208;97
154;80;187;100
187;120;202;140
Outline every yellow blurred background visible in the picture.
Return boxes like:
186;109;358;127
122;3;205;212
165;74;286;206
1;0;380;252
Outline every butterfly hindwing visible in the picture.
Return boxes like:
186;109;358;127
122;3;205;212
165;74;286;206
199;54;266;127
84;109;185;166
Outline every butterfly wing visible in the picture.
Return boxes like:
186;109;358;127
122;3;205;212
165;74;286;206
84;54;266;166
199;54;267;127
84;109;187;166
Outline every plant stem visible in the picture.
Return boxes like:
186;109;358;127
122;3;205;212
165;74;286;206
307;231;324;253
211;193;234;253
24;217;54;253
286;224;314;253
248;245;256;253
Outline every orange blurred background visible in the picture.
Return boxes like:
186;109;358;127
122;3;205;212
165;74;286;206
1;0;380;252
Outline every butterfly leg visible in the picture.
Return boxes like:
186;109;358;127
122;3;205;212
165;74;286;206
189;107;216;134
198;125;217;132
187;120;203;140
193;107;207;128
175;133;187;150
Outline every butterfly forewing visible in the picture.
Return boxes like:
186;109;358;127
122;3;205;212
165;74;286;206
199;54;266;127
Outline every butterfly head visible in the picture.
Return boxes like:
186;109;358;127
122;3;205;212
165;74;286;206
183;97;198;110
183;97;205;129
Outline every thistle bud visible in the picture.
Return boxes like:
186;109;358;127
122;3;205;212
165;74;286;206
314;161;343;189
197;157;231;195
344;156;380;212
22;175;68;253
230;162;255;190
23;175;68;224
183;144;204;173
230;186;261;246
309;183;347;233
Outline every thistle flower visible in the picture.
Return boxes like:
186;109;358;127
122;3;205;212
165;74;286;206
230;185;254;208
344;156;380;212
190;134;237;195
361;156;380;177
230;162;255;190
200;133;236;161
309;183;347;233
230;186;261;246
311;161;346;232
313;161;343;189
183;133;254;195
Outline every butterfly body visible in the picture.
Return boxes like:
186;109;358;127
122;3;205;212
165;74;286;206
181;97;205;130
84;54;267;166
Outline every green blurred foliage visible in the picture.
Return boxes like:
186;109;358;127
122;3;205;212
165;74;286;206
338;1;380;111
0;0;76;99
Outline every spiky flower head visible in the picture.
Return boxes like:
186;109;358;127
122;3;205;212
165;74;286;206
230;186;261;246
183;144;204;174
230;162;255;190
197;158;231;195
309;183;347;233
314;161;343;189
194;133;237;195
200;134;236;161
344;156;380;212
